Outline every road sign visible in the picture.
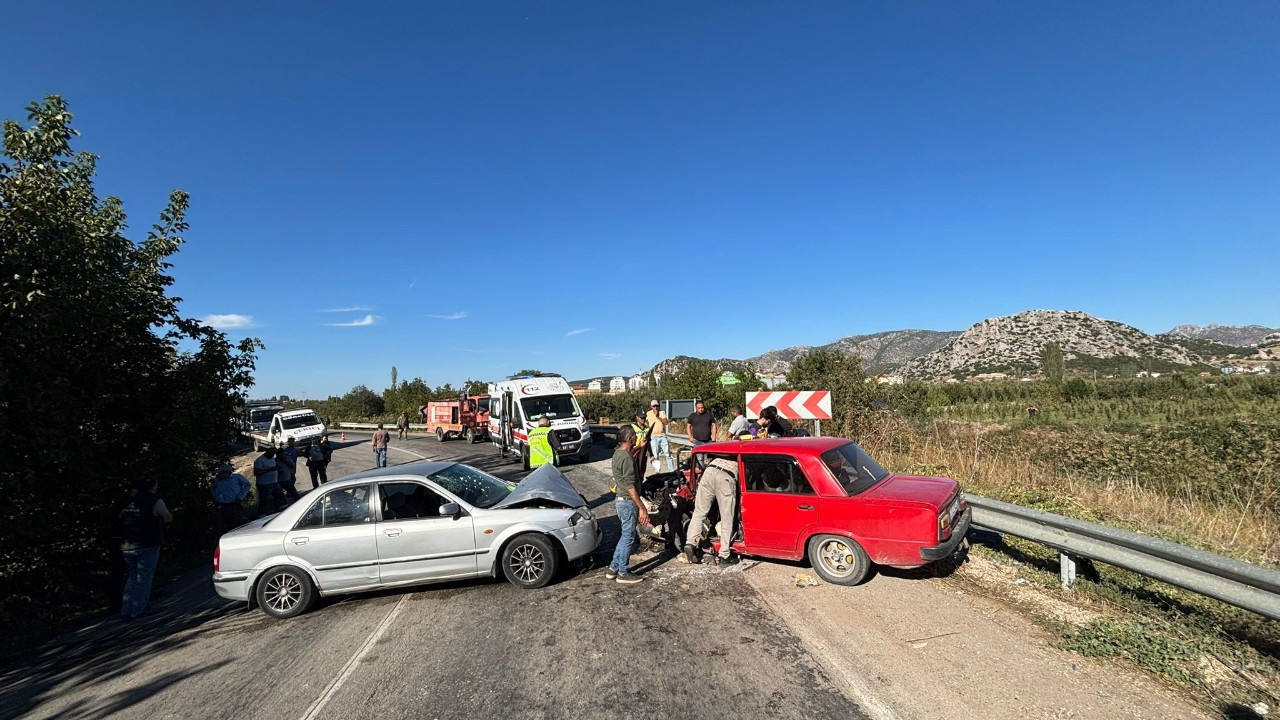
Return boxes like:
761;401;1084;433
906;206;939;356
745;391;832;420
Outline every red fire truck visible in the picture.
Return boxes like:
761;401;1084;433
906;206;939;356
425;396;491;443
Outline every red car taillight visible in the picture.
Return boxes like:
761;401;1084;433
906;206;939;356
213;545;220;573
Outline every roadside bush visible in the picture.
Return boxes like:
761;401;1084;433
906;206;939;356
0;97;259;648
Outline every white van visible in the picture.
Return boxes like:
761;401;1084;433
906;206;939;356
488;375;592;469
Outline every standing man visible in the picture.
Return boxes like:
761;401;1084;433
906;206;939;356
527;415;558;468
647;400;673;472
372;423;391;468
686;400;717;446
117;478;173;619
253;447;284;516
607;426;649;585
211;463;251;536
681;457;739;566
306;435;332;487
277;437;300;502
396;411;410;440
727;406;749;439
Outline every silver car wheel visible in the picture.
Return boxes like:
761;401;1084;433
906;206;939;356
818;538;857;578
507;542;546;583
264;571;303;613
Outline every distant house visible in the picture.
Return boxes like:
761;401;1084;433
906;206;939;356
628;374;648;391
875;375;904;386
968;372;1009;383
587;379;603;392
756;372;787;389
1199;371;1212;378
608;376;626;393
1252;366;1271;375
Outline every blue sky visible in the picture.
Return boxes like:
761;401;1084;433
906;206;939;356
5;1;1278;398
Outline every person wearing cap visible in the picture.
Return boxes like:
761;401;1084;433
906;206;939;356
646;400;673;472
682;457;740;566
629;410;652;477
211;463;251;537
527;415;559;468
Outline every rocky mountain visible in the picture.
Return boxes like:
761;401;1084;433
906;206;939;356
1165;323;1278;347
649;355;742;379
748;329;959;374
899;310;1209;380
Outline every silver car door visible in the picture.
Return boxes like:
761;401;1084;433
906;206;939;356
285;484;379;591
375;482;478;584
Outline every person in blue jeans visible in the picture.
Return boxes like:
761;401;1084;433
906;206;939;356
607;426;650;585
117;478;173;620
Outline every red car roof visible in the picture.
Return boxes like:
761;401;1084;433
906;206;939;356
692;436;852;455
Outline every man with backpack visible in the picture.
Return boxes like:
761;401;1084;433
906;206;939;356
306;436;331;488
118;478;173;619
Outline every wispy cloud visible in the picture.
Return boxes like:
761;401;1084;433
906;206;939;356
324;314;377;327
201;313;259;330
408;277;417;289
320;305;374;313
428;311;467;320
599;352;622;360
565;328;594;337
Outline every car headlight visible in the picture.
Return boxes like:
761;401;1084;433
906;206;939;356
569;508;592;526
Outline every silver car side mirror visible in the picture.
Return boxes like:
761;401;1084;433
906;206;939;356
440;502;461;518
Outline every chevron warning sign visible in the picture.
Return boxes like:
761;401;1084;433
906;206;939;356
745;391;832;420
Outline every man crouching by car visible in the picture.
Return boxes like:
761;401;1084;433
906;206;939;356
682;457;739;566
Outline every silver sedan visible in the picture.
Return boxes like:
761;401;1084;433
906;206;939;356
212;461;600;618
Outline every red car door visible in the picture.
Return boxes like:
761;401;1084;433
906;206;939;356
739;454;819;557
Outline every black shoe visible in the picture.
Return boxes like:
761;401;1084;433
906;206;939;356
715;555;740;567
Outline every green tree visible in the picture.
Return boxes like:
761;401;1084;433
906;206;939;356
511;369;545;377
0;96;259;633
1041;342;1066;385
464;379;488;396
785;350;875;438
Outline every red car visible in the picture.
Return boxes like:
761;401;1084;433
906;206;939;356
669;437;970;585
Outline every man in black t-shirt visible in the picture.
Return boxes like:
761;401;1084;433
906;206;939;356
686;400;716;446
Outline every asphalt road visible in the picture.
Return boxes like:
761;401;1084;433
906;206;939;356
0;432;870;720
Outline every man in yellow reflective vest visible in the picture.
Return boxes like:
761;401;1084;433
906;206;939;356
528;415;559;468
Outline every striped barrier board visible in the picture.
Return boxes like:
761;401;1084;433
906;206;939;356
745;390;831;420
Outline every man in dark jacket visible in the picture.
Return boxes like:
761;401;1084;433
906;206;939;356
118;478;173;619
306;435;333;488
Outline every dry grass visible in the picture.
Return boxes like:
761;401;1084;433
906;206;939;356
862;418;1280;568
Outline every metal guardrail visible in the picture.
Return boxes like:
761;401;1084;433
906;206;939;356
658;433;1280;620
966;496;1280;621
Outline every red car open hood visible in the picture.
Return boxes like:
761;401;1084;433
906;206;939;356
861;474;958;509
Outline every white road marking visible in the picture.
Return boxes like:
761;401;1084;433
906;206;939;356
298;593;410;720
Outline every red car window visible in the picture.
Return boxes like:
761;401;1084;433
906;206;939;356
742;455;813;495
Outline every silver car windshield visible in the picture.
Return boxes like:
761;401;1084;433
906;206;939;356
428;463;513;508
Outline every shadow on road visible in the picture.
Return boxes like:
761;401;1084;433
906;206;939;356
0;574;241;720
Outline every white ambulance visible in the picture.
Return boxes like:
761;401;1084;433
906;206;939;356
488;374;592;470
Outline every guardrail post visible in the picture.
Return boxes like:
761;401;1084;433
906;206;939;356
1060;552;1078;589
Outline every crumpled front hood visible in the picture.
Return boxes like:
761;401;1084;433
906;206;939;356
491;464;585;509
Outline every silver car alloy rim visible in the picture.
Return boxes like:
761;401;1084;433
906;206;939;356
265;572;302;613
819;539;856;577
509;543;545;583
